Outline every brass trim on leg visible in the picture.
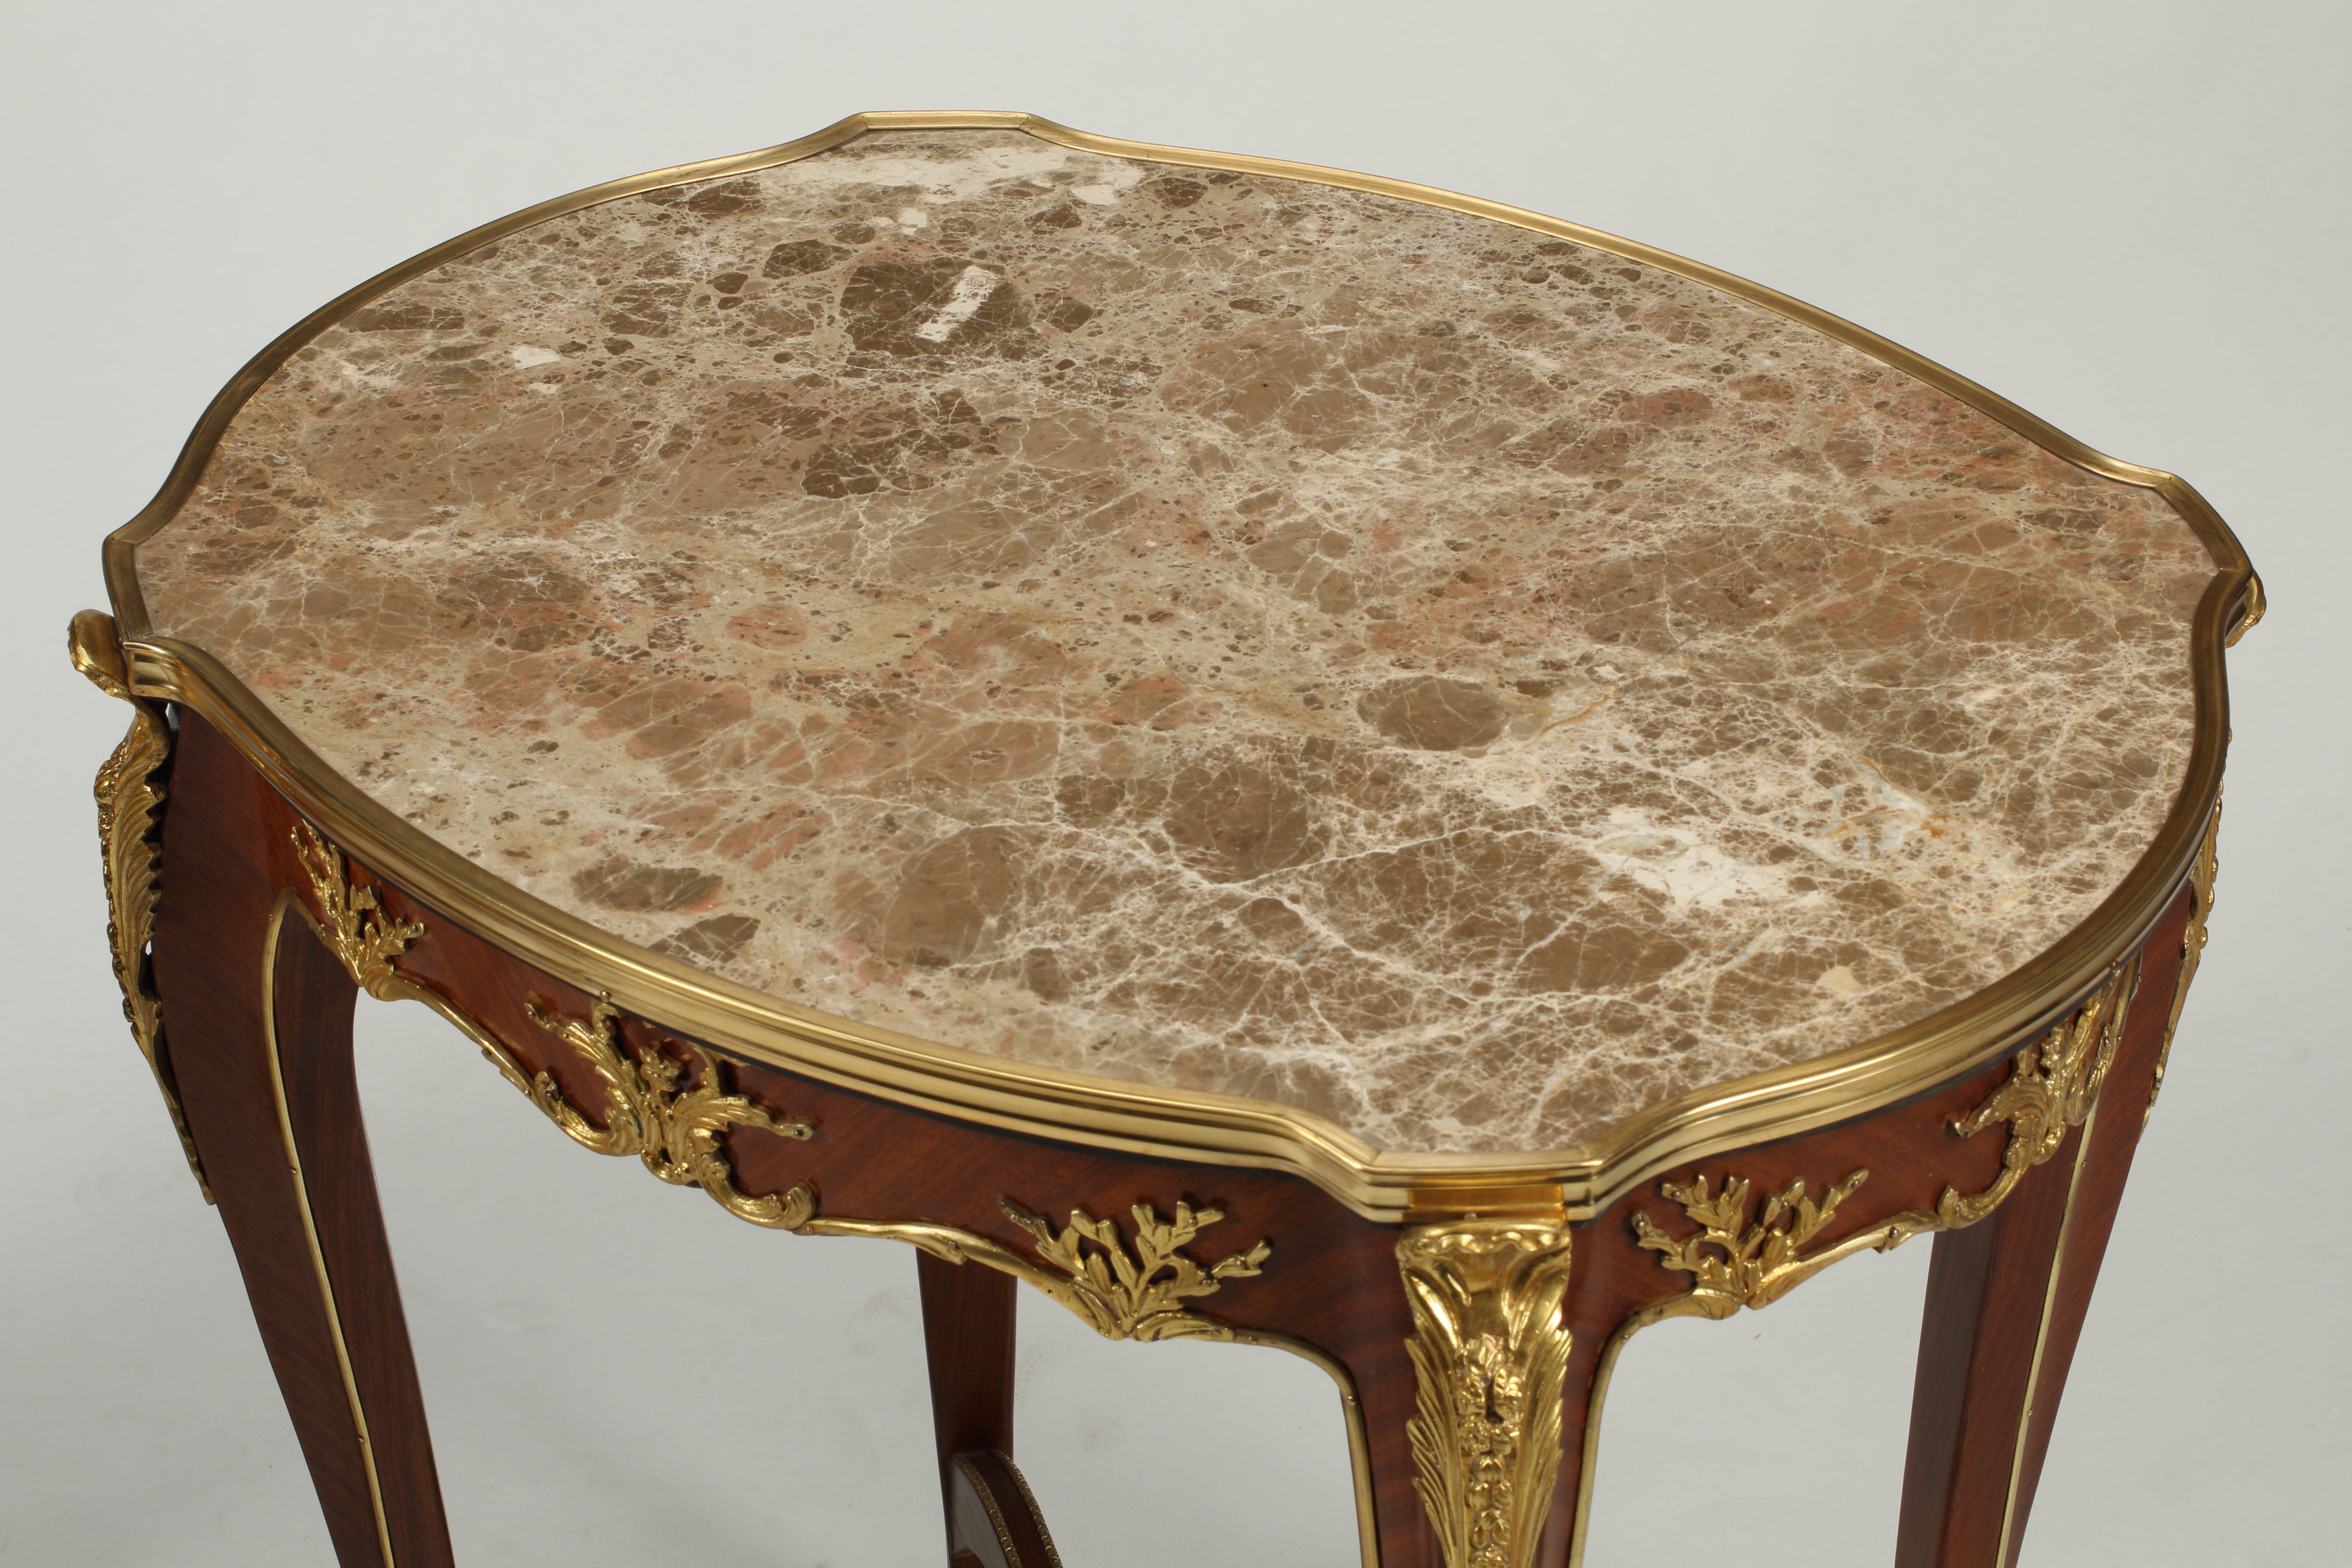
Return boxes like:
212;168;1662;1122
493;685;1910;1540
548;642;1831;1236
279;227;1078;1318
263;891;397;1568
1213;1327;1380;1568
1395;1217;1575;1568
1563;1301;1674;1568
69;609;210;1200
1995;1096;2102;1568
2148;803;2221;1126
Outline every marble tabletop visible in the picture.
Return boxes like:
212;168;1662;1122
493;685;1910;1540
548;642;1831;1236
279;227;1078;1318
130;126;2216;1155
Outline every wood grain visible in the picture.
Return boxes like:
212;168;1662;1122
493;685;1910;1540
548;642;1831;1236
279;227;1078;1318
140;707;2198;1568
1894;885;2193;1567
920;1252;1019;1556
152;710;454;1568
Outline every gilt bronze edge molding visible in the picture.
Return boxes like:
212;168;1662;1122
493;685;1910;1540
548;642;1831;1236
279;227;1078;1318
98;109;2260;648
952;1451;1066;1568
121;634;2215;1226
89;110;2254;1219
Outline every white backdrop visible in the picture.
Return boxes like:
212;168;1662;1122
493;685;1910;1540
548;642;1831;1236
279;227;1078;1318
4;4;2344;1564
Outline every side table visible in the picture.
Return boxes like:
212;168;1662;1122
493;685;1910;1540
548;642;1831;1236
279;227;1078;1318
73;111;2259;1568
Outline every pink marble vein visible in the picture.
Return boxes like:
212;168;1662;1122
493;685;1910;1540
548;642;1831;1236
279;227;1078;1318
132;128;2216;1154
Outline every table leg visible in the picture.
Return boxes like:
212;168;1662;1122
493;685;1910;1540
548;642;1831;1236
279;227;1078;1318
1895;890;2188;1568
917;1250;1020;1559
1390;1215;1583;1568
150;711;455;1568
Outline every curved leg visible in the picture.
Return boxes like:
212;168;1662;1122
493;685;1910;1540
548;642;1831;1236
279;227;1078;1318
149;710;453;1568
919;1251;1020;1559
1896;888;2191;1568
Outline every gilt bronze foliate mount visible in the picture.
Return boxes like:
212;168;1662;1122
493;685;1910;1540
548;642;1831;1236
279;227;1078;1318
70;609;208;1198
73;608;2225;1568
64;101;2254;1568
294;821;1277;1346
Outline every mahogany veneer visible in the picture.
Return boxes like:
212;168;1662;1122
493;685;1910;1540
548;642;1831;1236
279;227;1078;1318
77;110;2253;1568
127;707;2201;1567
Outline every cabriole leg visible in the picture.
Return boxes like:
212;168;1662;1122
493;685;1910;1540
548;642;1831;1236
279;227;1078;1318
148;710;454;1568
1896;885;2192;1568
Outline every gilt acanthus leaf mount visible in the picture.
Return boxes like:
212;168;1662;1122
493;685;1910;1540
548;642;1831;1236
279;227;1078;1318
521;995;818;1229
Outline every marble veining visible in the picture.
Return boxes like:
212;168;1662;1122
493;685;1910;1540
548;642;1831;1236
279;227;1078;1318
132;128;2216;1153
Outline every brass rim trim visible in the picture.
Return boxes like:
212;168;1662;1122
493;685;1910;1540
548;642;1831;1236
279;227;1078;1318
105;110;2255;1224
262;892;398;1568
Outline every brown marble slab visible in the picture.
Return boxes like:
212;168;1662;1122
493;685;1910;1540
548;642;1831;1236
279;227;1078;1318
131;127;2215;1154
